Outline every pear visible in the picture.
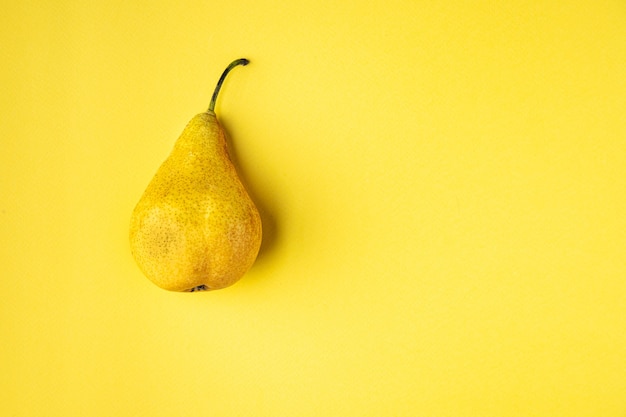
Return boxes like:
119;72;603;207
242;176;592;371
129;58;261;292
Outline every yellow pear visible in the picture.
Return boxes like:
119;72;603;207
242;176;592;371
129;58;261;292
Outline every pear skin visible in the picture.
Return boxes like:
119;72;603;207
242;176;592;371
129;59;261;292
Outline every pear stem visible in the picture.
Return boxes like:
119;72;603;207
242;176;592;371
208;58;249;113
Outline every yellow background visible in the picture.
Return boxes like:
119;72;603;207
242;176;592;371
2;0;625;415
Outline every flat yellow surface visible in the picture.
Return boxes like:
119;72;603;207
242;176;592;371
2;1;625;415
